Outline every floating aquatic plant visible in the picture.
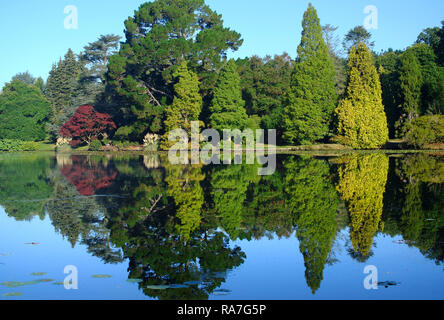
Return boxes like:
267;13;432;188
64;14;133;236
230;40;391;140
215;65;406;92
0;279;54;288
2;292;23;297
91;274;112;278
126;279;142;283
36;279;54;283
169;284;189;289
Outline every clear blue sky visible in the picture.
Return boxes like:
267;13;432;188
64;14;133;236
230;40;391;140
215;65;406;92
0;0;443;88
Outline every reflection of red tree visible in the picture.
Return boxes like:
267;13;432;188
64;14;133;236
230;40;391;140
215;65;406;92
60;156;117;196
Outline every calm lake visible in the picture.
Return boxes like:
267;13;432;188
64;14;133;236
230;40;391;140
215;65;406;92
0;152;443;300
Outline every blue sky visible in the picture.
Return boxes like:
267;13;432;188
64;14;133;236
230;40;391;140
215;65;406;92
0;0;443;88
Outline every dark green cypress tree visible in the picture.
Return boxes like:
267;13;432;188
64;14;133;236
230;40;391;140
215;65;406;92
283;3;337;145
396;49;423;136
209;60;248;132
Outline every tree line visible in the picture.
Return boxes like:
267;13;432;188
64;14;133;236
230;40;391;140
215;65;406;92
0;0;443;149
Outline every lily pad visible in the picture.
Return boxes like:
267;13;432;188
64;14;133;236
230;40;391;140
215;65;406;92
53;281;65;286
2;292;22;297
92;274;112;279
35;279;54;283
1;281;36;288
126;279;143;283
0;279;54;288
31;272;47;276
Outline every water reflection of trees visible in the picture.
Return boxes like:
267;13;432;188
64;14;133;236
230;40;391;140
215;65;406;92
335;154;389;259
284;156;339;293
0;152;442;298
383;154;444;263
0;154;52;221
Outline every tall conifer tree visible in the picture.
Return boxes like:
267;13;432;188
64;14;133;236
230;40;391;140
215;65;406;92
209;60;248;132
45;49;82;140
335;43;389;149
283;3;337;145
164;62;202;133
396;49;423;135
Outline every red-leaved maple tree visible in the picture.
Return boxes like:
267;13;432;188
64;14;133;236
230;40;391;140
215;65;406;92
59;105;116;146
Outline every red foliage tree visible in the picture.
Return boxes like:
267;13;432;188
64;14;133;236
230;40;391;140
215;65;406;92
59;105;116;146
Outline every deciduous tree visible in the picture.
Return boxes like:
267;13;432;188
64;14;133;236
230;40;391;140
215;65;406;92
0;80;51;141
59;105;116;146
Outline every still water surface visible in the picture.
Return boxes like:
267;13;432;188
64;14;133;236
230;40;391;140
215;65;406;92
0;152;442;300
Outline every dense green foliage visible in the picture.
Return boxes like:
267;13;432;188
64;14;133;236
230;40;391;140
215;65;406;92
105;0;242;142
0;81;51;141
88;139;103;151
404;115;444;148
236;54;293;141
0;139;26;152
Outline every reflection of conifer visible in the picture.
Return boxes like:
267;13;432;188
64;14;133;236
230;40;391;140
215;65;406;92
242;171;294;239
210;164;261;240
336;154;389;258
284;156;339;293
164;164;205;240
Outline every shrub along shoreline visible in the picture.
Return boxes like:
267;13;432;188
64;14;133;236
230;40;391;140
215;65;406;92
0;139;442;154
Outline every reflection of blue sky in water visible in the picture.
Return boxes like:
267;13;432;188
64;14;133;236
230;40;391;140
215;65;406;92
1;210;443;300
